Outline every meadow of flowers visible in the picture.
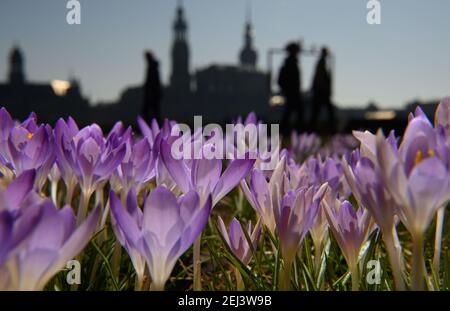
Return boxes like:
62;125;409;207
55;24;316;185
0;98;449;291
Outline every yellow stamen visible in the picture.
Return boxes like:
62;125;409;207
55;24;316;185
427;149;435;157
414;150;423;165
27;133;33;139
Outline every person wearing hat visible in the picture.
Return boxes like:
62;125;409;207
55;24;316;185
277;42;303;134
310;46;335;132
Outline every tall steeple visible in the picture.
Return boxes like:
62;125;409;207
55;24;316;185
170;1;190;92
9;46;26;85
239;3;257;69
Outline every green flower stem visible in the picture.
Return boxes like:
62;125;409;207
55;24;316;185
412;234;426;291
433;207;445;275
383;228;406;291
279;259;293;291
234;267;245;290
51;180;58;206
350;262;359;291
65;181;75;206
150;282;165;291
193;235;202;291
76;190;91;225
314;242;322;275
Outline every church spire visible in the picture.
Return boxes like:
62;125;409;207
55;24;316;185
239;2;257;69
174;0;187;41
170;1;191;93
9;45;26;85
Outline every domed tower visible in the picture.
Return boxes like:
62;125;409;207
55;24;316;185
9;46;26;84
170;2;190;93
239;9;257;69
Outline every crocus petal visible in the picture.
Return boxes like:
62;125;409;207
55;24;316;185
5;170;35;209
143;187;180;240
212;158;255;206
160;140;191;193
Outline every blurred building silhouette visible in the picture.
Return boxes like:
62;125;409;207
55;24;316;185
0;4;441;133
0;46;90;124
94;2;272;126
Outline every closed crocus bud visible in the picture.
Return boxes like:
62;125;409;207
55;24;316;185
435;97;450;138
240;156;287;235
111;137;155;196
342;149;406;290
217;216;261;266
109;188;146;290
275;183;327;290
275;183;327;266
324;199;372;291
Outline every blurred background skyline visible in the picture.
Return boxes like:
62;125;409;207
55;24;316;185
1;0;449;108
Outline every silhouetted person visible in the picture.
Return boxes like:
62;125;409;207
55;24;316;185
310;47;335;132
278;42;303;135
142;51;162;123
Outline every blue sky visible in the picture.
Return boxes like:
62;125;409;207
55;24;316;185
0;0;449;108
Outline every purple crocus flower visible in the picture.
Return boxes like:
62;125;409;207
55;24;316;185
275;184;327;266
433;98;450;275
109;189;146;289
109;187;212;290
342;151;398;234
111;137;155;196
296;156;353;271
324;199;372;291
435;97;450;138
161;140;255;207
54;117;80;202
137;116;177;147
55;120;126;198
0;108;55;190
298;156;350;198
319;134;359;159
376;111;449;237
342;149;406;290
0;203;100;291
240;156;287;235
217;216;261;265
376;105;450;290
289;132;321;162
0;170;41;265
0;169;101;290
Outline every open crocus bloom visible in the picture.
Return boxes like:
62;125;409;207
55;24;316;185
54;121;126;197
376;107;450;237
0;169;101;291
217;216;261;265
0;108;55;190
0;170;41;265
109;187;212;290
161;139;255;207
